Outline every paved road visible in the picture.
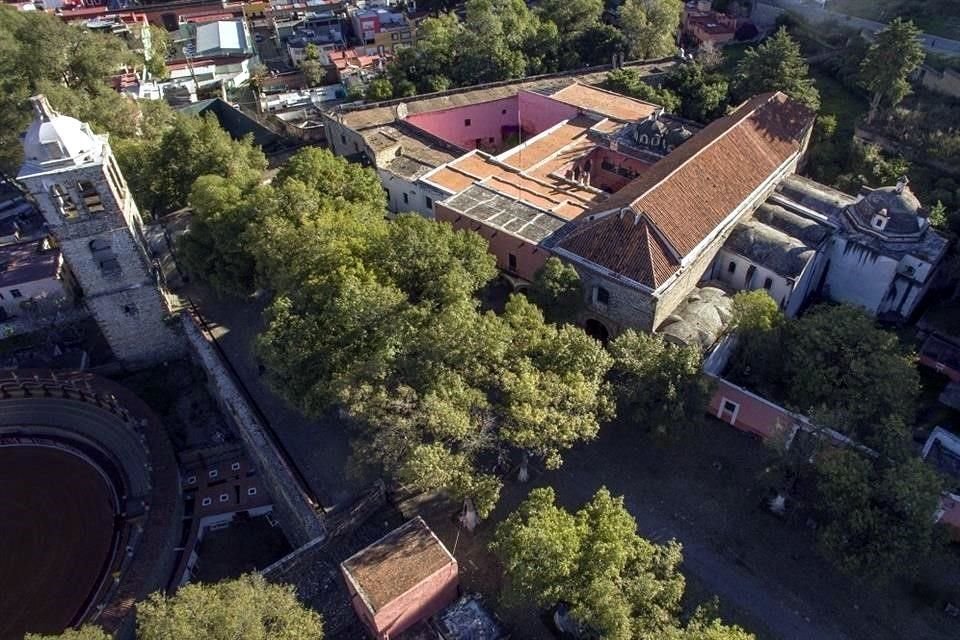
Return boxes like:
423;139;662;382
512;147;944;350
759;0;960;56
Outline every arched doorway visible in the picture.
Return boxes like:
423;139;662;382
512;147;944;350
584;319;610;345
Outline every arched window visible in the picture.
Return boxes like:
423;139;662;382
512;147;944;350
638;134;649;145
652;134;661;147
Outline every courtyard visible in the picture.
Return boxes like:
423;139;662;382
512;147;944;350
187;281;960;639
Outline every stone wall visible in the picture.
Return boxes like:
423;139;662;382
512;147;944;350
181;313;326;547
574;264;656;334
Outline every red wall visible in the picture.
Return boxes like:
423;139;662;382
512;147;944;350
436;203;550;282
708;376;799;440
517;91;581;138
345;563;459;639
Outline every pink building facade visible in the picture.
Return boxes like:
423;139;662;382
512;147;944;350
342;517;459;639
435;202;551;282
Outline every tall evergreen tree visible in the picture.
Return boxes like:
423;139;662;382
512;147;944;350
859;18;925;123
733;27;820;110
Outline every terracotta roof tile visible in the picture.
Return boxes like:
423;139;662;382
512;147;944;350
557;212;679;287
556;93;814;287
550;83;660;122
342;517;455;613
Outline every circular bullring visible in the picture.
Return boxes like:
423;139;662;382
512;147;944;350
0;371;180;640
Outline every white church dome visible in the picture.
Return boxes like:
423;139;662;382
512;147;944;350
21;95;101;167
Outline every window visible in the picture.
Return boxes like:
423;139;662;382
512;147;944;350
231;462;241;471
122;304;138;316
78;181;104;213
201;497;213;506
501;109;507;115
464;118;471;127
508;253;517;272
90;239;121;276
652;134;661;147
727;261;736;274
594;286;610;306
489;137;494;143
340;134;346;145
718;398;739;424
208;469;219;479
247;487;258;496
425;196;433;210
50;184;79;219
10;289;22;299
186;475;197;485
763;277;773;290
402;192;408;204
391;32;398;40
219;493;229;503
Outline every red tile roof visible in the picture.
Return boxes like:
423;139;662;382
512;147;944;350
556;93;813;288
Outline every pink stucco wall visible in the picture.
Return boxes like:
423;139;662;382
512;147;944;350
584;147;653;192
436;203;551;282
345;562;459;639
373;563;459;639
406;97;520;151
404;92;580;153
708;377;798;440
939;495;960;540
517;90;581;137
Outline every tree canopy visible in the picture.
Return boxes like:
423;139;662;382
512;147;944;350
0;5;139;173
491;486;685;639
814;449;944;582
662;61;730;123
859;18;925;123
196;149;618;519
609;330;712;438
618;0;683;60
137;574;324;640
492;486;755;640
528;257;585;324
25;627;111;640
732;27;820;111
604;68;682;114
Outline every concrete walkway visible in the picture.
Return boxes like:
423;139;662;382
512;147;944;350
758;0;960;56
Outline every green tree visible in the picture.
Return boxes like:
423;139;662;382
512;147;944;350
0;6;138;172
729;289;783;334
732;27;820;110
536;0;603;35
571;24;629;68
25;627;110;640
663;61;729;122
177;174;261;296
814;449;944;581
859;18;925;123
609;330;712;438
726;290;785;396
126;113;267;216
491;486;685;640
528;257;584;324
783;304;919;448
604;68;681;113
618;0;683;60
365;77;394;101
137;574;324;640
300;59;325;87
274;147;385;210
145;24;170;78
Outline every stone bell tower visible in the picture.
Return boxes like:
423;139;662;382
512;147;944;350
17;95;181;365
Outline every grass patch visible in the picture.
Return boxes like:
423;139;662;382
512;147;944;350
828;0;960;41
810;68;868;134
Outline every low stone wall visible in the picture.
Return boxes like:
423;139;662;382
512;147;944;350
181;312;326;547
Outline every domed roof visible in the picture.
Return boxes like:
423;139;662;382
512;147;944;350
847;178;925;236
21;95;100;169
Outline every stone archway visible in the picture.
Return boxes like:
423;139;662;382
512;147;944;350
584;318;610;344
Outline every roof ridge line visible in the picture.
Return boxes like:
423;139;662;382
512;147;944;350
625;92;780;208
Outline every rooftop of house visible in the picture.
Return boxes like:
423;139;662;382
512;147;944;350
553;92;815;290
440;183;568;244
0;240;61;289
341;517;456;614
195;20;250;56
923;427;960;490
